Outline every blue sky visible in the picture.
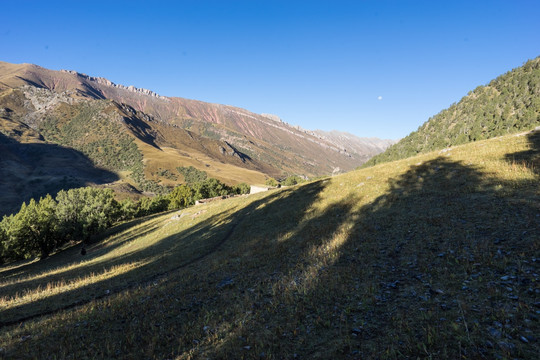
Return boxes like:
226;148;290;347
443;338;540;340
2;1;539;139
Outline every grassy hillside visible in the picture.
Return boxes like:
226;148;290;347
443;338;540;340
365;57;540;167
0;130;538;359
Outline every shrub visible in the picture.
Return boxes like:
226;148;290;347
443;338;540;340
282;175;304;186
265;178;279;187
168;184;195;210
234;182;251;195
176;166;208;184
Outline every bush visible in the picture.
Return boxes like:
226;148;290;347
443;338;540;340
176;166;208;184
282;175;304;186
234;182;250;195
265;178;279;187
168;184;195;210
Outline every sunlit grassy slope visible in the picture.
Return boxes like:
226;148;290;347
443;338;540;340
1;130;539;359
136;140;268;187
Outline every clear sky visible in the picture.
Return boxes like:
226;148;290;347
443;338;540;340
2;1;539;139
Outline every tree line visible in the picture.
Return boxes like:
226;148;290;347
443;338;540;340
0;179;250;264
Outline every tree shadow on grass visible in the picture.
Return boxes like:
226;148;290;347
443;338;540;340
0;181;330;327
190;155;539;359
2;149;539;359
0;211;171;286
505;129;540;176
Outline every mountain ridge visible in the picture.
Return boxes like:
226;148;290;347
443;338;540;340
0;60;392;176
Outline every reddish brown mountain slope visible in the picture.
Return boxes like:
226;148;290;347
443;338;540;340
0;61;392;176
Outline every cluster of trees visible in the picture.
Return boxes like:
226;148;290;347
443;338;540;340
176;166;208;184
0;188;118;263
364;56;540;167
282;175;306;186
265;175;306;187
0;178;250;264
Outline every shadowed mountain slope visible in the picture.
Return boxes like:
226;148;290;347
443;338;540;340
0;131;118;217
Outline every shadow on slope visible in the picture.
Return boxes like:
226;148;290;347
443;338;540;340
181;157;539;358
505;130;540;176
0;133;118;216
0;181;330;327
2;150;539;359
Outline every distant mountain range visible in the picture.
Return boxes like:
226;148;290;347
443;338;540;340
0;61;393;215
365;56;540;167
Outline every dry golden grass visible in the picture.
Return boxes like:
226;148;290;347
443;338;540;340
136;140;267;186
0;130;538;359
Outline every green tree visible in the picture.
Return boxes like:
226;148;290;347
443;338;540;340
233;182;250;195
136;195;170;217
32;195;59;258
4;202;35;259
56;188;85;241
176;166;208;184
283;175;303;186
168;184;195;209
0;219;8;263
56;188;119;242
0;197;59;260
265;178;279;187
118;199;138;221
0;214;20;262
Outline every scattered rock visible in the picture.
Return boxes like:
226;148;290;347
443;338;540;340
498;341;515;351
170;212;184;220
429;288;444;295
488;327;502;338
217;277;234;289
